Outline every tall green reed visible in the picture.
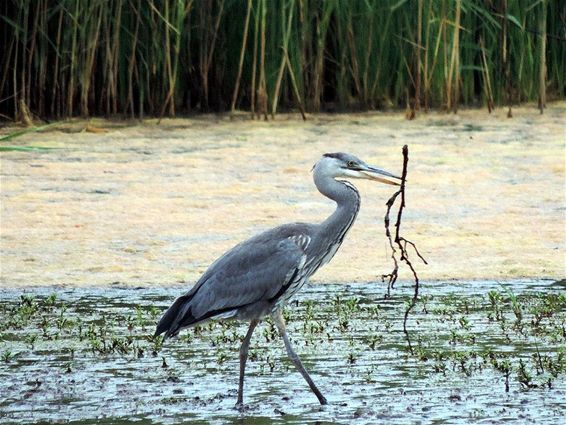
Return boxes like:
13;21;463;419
0;0;563;120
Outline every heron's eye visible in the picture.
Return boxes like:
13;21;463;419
347;161;356;168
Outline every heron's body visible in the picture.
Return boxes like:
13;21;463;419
155;152;399;407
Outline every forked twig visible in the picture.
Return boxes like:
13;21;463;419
381;145;427;353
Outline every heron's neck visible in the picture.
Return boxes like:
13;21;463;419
315;174;361;244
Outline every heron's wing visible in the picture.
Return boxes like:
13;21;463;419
188;234;306;319
155;228;310;337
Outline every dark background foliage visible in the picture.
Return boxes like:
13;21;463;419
1;0;564;120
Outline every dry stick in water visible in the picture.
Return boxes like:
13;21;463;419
382;145;427;353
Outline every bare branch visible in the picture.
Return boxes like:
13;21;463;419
381;145;427;353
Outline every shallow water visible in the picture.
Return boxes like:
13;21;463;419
1;279;564;424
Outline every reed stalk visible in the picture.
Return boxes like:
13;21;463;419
271;0;294;118
230;0;253;116
250;0;260;118
447;0;461;113
257;0;267;120
414;0;423;112
538;0;547;113
479;37;494;113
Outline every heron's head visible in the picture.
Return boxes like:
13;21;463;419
314;152;401;186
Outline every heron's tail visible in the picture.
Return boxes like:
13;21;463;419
154;295;197;339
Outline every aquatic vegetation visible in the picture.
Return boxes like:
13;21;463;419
1;350;14;363
416;287;566;392
0;281;564;423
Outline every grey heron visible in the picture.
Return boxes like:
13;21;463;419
155;152;400;407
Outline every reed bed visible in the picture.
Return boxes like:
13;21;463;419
1;0;564;120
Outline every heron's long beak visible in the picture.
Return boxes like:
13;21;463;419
360;165;402;186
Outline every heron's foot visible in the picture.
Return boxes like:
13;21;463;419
234;401;247;412
317;395;328;405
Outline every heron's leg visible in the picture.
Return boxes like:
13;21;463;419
272;309;328;405
236;318;259;408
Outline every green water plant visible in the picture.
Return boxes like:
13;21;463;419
1;350;15;363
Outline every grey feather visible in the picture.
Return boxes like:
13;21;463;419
189;226;308;318
155;152;399;339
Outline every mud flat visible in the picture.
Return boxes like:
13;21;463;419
1;103;565;287
0;280;564;424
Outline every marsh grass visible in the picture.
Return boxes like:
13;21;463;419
0;285;564;392
1;0;564;120
0;283;565;423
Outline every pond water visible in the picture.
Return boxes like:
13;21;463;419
0;279;564;424
1;107;565;287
